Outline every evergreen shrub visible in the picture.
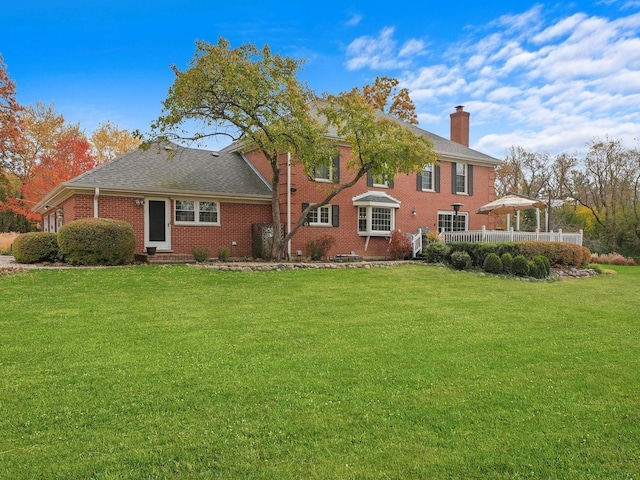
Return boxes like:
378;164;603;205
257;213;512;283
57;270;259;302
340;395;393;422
58;218;135;266
483;252;503;274
450;250;472;270
500;252;513;274
12;232;60;264
512;255;530;277
424;241;450;263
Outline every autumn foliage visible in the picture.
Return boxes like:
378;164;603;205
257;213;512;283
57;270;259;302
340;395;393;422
22;135;97;207
1;57;137;231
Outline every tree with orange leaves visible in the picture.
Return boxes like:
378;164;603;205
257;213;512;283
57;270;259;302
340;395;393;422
22;133;97;211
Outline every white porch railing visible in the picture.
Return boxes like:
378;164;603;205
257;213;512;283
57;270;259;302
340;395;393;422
409;230;423;258
442;226;583;246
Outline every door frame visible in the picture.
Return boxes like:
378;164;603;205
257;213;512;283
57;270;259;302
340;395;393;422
144;198;171;251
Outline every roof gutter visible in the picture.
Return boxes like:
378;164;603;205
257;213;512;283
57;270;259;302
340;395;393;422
94;187;100;217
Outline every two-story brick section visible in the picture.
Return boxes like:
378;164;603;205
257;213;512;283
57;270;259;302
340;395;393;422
34;106;500;259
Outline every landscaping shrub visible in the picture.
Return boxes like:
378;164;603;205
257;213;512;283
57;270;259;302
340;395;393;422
497;242;520;258
469;243;499;267
12;232;60;264
192;246;210;262
217;246;230;261
424;230;443;244
500;252;513;274
516;241;588;267
590;252;636;266
58;218;135;266
528;260;541;279
305;234;336;261
450;250;472;270
512;255;530;277
424;241;450;263
388;230;412;260
534;255;551;277
482;252;503;274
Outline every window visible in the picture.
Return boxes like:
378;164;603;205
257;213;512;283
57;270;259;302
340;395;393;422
455;163;467;194
308;205;331;226
421;164;434;191
174;200;219;225
367;171;394;189
314;164;331;182
451;162;473;195
438;211;468;232
303;203;339;227
313;156;340;183
353;191;400;236
357;206;394;235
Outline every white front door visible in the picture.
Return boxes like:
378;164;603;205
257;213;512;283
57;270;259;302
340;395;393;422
145;198;171;250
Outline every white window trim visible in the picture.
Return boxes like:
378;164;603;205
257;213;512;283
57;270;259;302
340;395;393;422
422;164;434;192
455;163;468;195
308;205;332;226
437;210;468;232
357;206;395;236
313;164;332;183
174;199;220;226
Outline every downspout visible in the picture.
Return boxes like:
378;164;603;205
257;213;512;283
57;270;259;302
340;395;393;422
287;152;292;261
93;187;99;218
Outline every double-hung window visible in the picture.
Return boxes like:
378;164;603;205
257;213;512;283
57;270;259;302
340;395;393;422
455;163;467;194
174;200;219;225
421;164;434;191
307;205;331;226
451;162;473;195
313;156;340;183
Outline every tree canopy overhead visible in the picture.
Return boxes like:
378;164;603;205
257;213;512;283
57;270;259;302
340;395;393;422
149;38;436;259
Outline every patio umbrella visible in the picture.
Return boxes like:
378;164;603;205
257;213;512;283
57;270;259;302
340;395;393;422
476;194;547;231
476;194;547;215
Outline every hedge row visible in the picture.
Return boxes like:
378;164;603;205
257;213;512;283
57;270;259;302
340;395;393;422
13;218;135;266
423;240;591;278
444;241;590;268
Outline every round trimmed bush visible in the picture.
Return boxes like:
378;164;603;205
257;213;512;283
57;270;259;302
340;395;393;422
500;252;513;274
12;232;61;264
483;252;503;274
512;255;530;277
450;250;472;270
528;260;542;279
534;255;551;277
58;218;135;266
424;241;450;263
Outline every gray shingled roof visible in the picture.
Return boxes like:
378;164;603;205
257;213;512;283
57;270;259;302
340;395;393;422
66;142;272;197
307;101;501;166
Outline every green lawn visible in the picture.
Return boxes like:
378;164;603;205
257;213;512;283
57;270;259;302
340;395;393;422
1;264;639;479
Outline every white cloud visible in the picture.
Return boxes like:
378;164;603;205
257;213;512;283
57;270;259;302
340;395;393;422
398;39;426;58
346;14;362;27
342;4;640;156
345;27;426;71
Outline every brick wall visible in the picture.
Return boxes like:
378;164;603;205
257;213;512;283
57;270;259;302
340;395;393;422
171;202;271;257
268;145;497;258
52;193;271;257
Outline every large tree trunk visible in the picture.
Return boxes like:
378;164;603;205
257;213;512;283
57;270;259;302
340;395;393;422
268;163;284;260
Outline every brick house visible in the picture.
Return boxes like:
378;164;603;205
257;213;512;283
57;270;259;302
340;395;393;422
34;106;501;259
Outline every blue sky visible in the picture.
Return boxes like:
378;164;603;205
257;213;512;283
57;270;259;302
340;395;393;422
2;0;639;158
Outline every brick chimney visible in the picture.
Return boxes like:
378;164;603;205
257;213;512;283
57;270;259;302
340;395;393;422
450;105;470;147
